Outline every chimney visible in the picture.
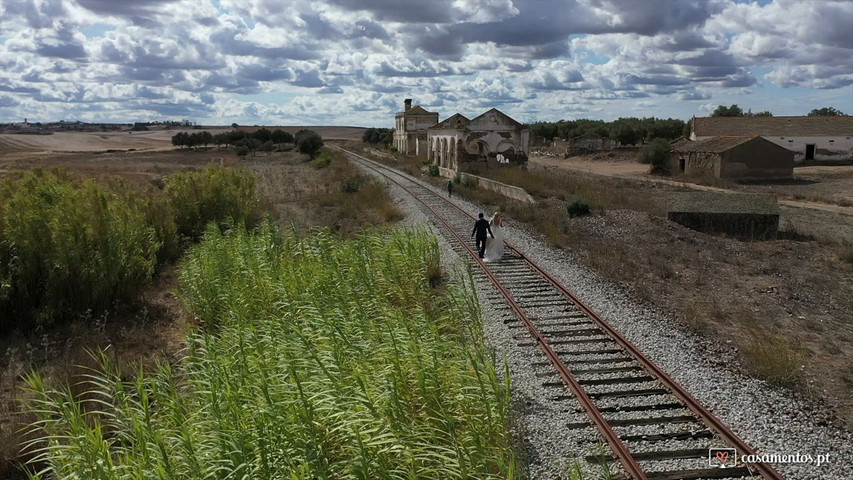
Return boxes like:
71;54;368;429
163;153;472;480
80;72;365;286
404;99;412;111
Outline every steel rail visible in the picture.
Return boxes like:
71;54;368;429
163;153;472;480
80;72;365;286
510;247;786;480
332;144;785;479
331;146;648;479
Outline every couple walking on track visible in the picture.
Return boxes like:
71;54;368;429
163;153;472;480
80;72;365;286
471;212;505;262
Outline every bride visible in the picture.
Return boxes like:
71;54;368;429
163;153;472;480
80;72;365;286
483;212;505;262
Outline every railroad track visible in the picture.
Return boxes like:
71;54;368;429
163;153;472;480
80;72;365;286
331;145;784;480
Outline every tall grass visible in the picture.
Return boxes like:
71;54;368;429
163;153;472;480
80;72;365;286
165;166;260;241
0;166;261;332
24;225;517;479
0;170;159;330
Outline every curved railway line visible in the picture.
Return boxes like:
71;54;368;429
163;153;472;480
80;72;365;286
332;145;785;480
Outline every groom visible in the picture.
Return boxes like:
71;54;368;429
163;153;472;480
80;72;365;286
471;212;493;259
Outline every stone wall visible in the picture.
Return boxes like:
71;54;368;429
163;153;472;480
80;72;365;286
440;169;535;203
668;192;779;240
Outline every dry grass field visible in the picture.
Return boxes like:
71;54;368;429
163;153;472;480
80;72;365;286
0;128;391;478
354;142;853;429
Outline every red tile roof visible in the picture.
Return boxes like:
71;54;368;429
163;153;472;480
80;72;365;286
693;116;853;137
396;105;437;116
429;113;470;130
672;136;756;153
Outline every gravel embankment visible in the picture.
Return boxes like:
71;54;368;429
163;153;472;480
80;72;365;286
359;162;853;480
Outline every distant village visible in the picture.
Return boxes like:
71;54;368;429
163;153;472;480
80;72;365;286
0;119;198;134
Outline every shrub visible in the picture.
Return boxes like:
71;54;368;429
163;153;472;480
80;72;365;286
362;127;394;145
742;330;806;388
340;176;361;193
840;241;853;264
314;152;332;168
638;138;671;174
0;170;159;329
295;130;324;158
140;190;180;263
165;166;260;242
428;163;440;176
566;196;591;218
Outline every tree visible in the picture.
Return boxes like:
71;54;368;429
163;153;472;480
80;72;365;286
293;129;312;145
296;130;324;158
638;138;671;174
711;104;744;117
611;122;642;146
646;118;686;141
171;131;188;149
808;107;844;116
271;129;294;146
362;128;394;145
200;131;213;148
530;122;559;141
253;127;272;143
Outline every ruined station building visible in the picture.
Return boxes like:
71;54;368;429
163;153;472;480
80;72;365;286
427;108;529;174
393;99;438;156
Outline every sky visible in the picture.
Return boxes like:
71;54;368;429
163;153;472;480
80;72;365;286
0;0;851;127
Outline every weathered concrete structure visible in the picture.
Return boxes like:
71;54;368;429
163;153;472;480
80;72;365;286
567;133;616;155
427;108;529;175
668;192;779;240
671;136;794;181
393;99;438;156
691;116;853;163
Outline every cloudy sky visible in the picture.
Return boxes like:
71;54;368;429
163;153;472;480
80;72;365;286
0;0;851;126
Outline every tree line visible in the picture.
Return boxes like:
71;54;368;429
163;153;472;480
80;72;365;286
530;105;846;146
710;104;845;117
171;128;324;158
530;117;688;145
362;127;394;145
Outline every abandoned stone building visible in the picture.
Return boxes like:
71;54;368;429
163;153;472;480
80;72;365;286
393;99;439;155
566;133;616;155
670;136;794;181
691;116;853;163
426;108;529;174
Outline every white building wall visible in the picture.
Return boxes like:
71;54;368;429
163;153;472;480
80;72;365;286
763;135;852;162
695;134;852;162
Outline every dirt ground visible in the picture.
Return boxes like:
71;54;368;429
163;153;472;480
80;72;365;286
0;126;364;156
531;154;853;243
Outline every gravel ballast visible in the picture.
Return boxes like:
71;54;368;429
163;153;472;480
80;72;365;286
354;156;853;480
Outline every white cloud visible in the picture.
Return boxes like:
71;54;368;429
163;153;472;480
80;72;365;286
0;0;850;124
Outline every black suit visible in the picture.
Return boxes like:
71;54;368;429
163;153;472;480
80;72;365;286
471;218;493;258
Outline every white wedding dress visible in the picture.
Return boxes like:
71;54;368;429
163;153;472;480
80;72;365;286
483;221;505;262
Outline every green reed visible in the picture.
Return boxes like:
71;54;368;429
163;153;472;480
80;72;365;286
24;224;516;479
0;169;159;329
0;166;260;332
165;165;260;241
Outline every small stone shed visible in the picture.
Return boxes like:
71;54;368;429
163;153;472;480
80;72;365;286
670;136;793;181
567;133;616;155
668;192;780;240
